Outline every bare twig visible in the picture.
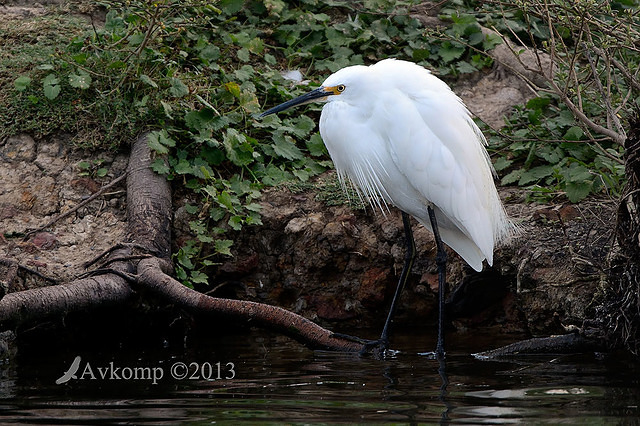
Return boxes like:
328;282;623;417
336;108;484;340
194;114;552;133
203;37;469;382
83;242;157;269
583;43;626;137
24;172;127;238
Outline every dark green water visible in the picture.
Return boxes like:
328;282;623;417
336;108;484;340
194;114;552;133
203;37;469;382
1;328;639;424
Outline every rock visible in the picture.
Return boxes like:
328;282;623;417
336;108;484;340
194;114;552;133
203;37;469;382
30;232;58;250
2;134;37;162
34;140;68;176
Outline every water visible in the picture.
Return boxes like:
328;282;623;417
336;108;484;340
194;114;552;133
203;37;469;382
1;328;639;424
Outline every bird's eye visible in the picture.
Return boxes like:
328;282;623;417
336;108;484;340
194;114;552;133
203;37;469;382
336;84;346;92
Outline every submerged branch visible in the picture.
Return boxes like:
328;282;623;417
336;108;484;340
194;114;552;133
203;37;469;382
473;333;605;359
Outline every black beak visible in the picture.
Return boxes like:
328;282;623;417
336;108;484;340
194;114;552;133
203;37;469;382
259;87;328;117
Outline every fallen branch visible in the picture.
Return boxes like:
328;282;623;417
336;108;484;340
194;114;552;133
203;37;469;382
473;333;604;359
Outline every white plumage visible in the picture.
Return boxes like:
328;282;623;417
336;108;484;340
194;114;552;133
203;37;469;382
318;59;514;271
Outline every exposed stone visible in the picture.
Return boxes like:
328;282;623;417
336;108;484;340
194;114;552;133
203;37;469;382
30;232;58;250
2;134;37;162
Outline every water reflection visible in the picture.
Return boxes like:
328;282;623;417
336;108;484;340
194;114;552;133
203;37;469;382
0;328;639;423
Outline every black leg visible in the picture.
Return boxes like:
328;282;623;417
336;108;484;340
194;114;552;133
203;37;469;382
332;211;415;357
378;211;416;347
427;205;447;357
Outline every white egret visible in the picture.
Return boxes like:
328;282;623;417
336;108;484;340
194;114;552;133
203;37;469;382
260;59;516;357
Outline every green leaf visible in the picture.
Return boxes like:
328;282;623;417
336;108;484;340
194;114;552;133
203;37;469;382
185;108;215;131
262;165;293;186
200;146;225;166
565;181;592;203
199;45;220;64
185;204;199;214
245;211;263;226
272;133;303;160
147;131;176;154
210;206;225;221
176;250;194;269
493;157;513;172
438;42;465;63
69;72;92;89
151;158;170;174
72;53;88;64
174;158;193;174
306;133;326;157
128;32;145;46
169;77;189;97
501;169;522;185
223;128;254;166
189;220;207;235
563;163;592;182
290;115;316;137
518;165;555;185
215;239;233;256
197;233;214;243
245;202;262;212
483;32;502;50
264;53;277;65
43;74;60;100
217;191;235;211
237;48;250;62
563;126;584;141
139;74;158;88
526;96;551;110
220;0;244;14
14;76;32;91
228;215;243;230
293;169;311;181
455;61;477;74
107;60;127;69
190;270;210;284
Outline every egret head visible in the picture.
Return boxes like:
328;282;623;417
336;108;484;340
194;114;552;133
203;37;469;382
259;65;369;117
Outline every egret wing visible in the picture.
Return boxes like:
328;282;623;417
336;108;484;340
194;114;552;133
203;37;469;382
373;87;500;270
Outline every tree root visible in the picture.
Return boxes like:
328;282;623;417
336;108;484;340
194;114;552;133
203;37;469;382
0;133;363;353
0;257;58;300
136;257;361;351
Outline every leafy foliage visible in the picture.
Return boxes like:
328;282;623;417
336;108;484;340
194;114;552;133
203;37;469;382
493;96;625;203
477;0;637;203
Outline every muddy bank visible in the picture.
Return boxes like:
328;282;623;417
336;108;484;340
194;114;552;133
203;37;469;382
0;134;128;289
202;177;613;337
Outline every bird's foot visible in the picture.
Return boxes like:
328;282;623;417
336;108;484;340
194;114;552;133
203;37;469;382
417;349;447;360
331;332;392;358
